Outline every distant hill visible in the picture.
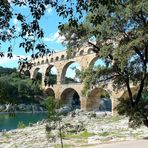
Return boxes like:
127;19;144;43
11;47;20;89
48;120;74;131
47;73;78;85
37;72;78;85
0;66;16;76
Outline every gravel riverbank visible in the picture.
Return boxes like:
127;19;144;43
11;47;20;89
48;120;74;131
0;110;148;148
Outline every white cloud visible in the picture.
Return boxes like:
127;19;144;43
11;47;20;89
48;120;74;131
13;18;21;31
13;18;18;26
45;5;52;14
44;31;65;43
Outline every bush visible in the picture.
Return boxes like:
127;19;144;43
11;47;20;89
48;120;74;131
116;94;148;128
43;96;61;122
17;121;26;129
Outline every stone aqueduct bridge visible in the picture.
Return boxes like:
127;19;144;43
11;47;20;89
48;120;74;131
28;45;137;115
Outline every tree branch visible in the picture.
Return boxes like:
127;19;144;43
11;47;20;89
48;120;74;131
138;9;147;27
134;47;144;61
87;41;100;53
96;74;120;83
125;77;134;106
135;46;148;104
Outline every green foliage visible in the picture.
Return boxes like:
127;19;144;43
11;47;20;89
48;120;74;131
0;66;16;76
43;96;61;122
0;67;42;104
44;96;64;147
17;121;26;129
2;132;10;139
58;0;148;95
44;73;77;86
116;92;148;128
64;130;94;139
54;0;148;127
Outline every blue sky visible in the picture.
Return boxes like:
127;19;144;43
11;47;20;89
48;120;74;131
0;4;66;68
0;3;84;79
0;2;103;80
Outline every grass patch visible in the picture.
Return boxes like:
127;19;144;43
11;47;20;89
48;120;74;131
104;116;123;123
98;128;127;138
54;144;74;148
98;132;110;137
17;121;26;129
64;130;94;139
2;133;10;139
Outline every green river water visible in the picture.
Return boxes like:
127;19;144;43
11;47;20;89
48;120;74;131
0;113;47;131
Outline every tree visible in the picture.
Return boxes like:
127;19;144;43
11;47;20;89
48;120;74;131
54;0;148;127
0;0;148;127
44;96;64;148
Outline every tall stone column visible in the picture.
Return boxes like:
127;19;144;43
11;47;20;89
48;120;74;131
56;70;62;84
41;65;48;88
30;69;34;79
41;71;46;88
80;97;87;110
110;92;122;116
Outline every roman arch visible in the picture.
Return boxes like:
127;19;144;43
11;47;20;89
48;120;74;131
27;44;138;115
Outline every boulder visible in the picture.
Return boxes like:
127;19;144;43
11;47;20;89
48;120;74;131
0;105;5;112
58;106;72;114
17;104;26;111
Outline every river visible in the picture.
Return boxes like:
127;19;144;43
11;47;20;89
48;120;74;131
0;112;47;131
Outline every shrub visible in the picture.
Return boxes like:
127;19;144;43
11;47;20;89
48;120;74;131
116;94;148;128
17;121;26;129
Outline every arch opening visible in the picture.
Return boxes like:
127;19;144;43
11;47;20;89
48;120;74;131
120;87;138;99
44;88;55;98
33;68;43;84
46;59;49;64
87;88;112;112
61;61;81;84
61;88;80;110
37;61;40;65
23;70;30;78
87;48;94;54
55;56;59;61
89;58;106;68
61;55;65;60
50;58;54;63
79;50;84;56
41;60;44;64
45;66;57;86
73;52;77;57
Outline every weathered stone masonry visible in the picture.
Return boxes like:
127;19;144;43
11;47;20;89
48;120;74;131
28;45;137;115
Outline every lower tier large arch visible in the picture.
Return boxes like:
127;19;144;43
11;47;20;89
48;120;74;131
86;88;112;111
60;88;81;110
44;88;55;98
119;86;138;99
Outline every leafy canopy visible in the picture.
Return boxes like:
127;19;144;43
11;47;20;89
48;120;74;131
55;0;148;127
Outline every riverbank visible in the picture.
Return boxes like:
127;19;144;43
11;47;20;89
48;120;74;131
0;104;46;113
0;110;148;148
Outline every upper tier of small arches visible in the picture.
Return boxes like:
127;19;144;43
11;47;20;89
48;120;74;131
33;47;94;66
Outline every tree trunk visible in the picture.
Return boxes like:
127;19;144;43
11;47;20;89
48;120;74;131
58;121;64;148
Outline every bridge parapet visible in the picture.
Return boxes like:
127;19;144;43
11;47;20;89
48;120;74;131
30;45;96;68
